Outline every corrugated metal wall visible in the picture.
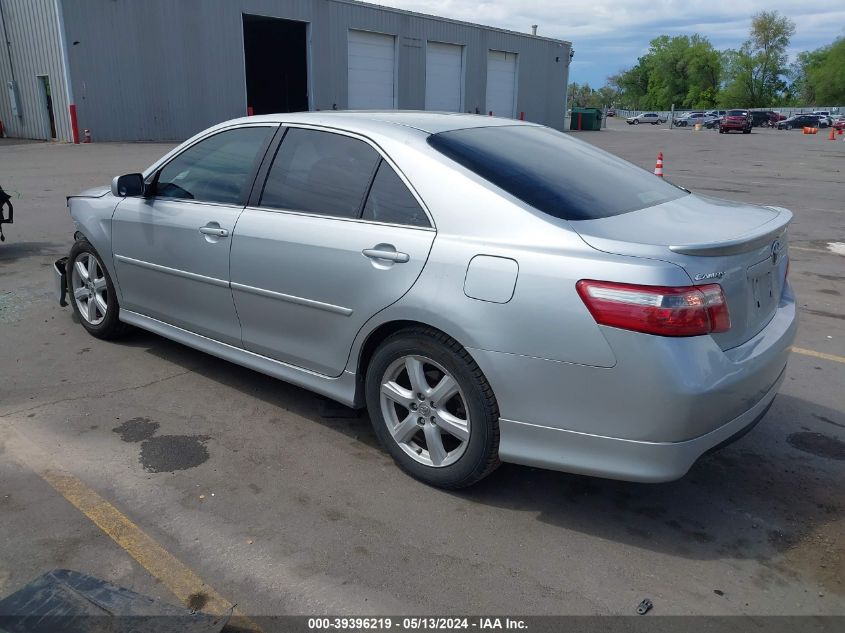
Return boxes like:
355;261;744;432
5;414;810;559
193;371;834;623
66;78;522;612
59;0;570;141
0;0;71;141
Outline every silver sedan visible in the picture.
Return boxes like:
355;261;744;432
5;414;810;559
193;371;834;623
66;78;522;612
55;112;796;488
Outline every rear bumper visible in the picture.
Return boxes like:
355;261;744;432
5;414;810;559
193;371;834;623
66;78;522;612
497;369;782;482
470;286;796;482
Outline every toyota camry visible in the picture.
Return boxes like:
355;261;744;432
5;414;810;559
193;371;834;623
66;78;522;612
55;112;796;488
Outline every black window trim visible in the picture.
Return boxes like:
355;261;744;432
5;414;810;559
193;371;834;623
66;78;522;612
139;123;280;207
247;122;435;230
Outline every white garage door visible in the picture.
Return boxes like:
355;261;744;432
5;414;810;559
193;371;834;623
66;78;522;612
348;30;396;109
486;50;518;118
425;42;463;111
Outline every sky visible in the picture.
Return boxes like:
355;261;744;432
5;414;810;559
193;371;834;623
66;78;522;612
376;1;845;86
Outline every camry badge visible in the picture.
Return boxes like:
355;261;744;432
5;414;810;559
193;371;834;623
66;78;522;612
693;271;725;281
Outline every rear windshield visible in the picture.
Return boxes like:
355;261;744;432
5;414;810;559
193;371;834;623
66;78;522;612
427;125;688;221
728;110;748;116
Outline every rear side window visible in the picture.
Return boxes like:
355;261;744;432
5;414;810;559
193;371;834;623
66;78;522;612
728;110;748;116
261;128;380;218
155;126;274;204
362;162;429;227
427;125;687;221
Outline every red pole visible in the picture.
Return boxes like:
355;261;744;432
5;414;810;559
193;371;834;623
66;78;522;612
69;104;79;144
519;111;525;120
488;111;493;116
247;106;254;116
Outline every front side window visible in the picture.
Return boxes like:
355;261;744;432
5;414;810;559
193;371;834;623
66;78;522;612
428;125;688;221
362;162;429;227
155;126;274;204
260;128;380;218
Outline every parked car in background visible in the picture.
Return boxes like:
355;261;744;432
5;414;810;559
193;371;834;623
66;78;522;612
777;114;826;130
705;110;727;119
812;112;833;127
54;111;796;488
626;112;665;125
832;116;845;131
812;110;832;120
720;110;753;134
674;112;714;127
750;111;777;127
606;109;616;117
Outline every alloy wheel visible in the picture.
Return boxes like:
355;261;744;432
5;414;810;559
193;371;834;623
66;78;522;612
379;355;470;468
71;252;108;325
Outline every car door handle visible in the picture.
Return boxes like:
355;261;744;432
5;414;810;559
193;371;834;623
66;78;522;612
199;226;229;237
362;248;410;263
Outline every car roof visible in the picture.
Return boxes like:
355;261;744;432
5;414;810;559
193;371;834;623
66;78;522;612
223;110;538;136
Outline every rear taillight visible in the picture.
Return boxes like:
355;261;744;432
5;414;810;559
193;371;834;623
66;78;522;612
576;280;731;337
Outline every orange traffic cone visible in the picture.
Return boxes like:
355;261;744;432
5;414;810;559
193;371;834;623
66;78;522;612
654;151;664;177
829;127;836;140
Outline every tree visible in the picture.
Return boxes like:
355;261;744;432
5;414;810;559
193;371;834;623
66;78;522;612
567;83;620;109
791;38;845;105
610;34;721;110
721;11;795;107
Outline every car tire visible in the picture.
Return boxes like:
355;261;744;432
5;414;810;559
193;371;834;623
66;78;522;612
365;327;500;489
67;238;129;340
743;128;751;134
633;120;639;125
719;128;724;134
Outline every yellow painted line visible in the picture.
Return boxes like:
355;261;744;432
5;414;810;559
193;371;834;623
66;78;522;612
791;346;845;364
1;423;262;632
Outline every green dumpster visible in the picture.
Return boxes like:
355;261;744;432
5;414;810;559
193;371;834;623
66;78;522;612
570;107;603;131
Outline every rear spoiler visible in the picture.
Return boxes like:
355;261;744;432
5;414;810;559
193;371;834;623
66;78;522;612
668;207;792;257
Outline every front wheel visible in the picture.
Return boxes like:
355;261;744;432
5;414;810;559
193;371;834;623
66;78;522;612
365;328;500;489
67;239;129;339
632;119;639;125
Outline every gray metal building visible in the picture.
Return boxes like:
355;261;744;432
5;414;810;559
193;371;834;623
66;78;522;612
0;0;572;142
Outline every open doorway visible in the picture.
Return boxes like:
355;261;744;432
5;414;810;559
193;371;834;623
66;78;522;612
37;75;57;139
242;14;309;115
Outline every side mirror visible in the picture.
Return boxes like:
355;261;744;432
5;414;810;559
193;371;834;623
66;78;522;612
111;173;145;197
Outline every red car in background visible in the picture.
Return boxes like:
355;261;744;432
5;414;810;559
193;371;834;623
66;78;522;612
719;109;752;134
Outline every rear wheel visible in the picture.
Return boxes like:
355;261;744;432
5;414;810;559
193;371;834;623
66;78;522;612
365;327;500;489
67;239;129;340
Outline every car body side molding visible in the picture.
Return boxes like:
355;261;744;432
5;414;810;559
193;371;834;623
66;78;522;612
119;309;359;406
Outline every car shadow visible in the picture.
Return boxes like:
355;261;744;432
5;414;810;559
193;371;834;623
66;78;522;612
119;328;380;451
120;328;843;566
459;393;844;567
0;241;62;265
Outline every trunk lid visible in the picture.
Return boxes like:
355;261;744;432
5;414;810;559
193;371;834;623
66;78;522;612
569;194;792;350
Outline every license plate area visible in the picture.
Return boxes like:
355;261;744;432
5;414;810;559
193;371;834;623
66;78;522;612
747;258;777;319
